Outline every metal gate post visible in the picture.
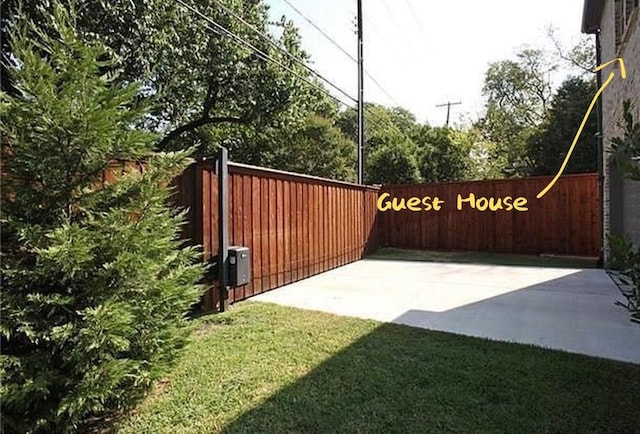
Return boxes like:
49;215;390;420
217;147;229;312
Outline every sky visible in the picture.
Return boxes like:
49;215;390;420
265;0;592;127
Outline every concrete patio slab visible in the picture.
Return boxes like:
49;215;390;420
252;259;640;364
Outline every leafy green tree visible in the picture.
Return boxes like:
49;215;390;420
2;0;321;157
387;107;418;135
365;140;420;185
336;104;407;144
336;103;422;183
0;7;203;432
477;48;556;176
465;130;508;180
2;0;360;181
413;126;473;182
276;114;355;181
528;76;598;175
482;49;555;126
235;114;356;181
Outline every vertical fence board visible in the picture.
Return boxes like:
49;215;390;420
260;177;270;294
380;173;599;256
296;182;303;280
268;178;277;289
251;176;262;294
174;161;597;310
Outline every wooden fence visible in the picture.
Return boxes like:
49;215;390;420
378;173;600;257
4;156;602;308
173;160;380;309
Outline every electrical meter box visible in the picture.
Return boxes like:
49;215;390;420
228;246;251;286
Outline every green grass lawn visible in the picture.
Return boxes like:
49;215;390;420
114;302;639;434
368;247;599;268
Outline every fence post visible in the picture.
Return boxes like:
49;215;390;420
217;147;229;312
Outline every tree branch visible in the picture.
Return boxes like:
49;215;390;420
156;115;249;150
547;27;594;74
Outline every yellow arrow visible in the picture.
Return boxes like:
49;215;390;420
536;58;627;199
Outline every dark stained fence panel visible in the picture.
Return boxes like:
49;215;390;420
378;173;600;257
171;161;381;310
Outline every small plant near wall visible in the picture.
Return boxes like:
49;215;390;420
608;100;640;324
607;234;640;323
610;100;640;180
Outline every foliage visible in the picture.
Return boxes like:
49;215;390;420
336;104;412;150
476;48;557;177
386;107;417;135
607;101;640;324
413;126;473;183
365;140;420;185
335;104;479;185
465;129;508;180
337;104;424;184
610;100;640;180
262;114;356;181
607;236;640;324
547;26;596;75
475;102;533;176
527;76;598;175
2;0;326;161
189;93;356;180
608;235;636;271
481;49;555;126
0;7;204;432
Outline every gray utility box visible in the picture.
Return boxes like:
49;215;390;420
228;246;251;286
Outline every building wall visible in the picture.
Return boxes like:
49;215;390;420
599;0;640;262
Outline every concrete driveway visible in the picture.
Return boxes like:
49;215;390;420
252;259;640;364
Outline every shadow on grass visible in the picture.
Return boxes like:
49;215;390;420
114;270;639;433
220;311;640;432
218;268;640;433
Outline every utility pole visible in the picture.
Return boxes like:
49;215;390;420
435;101;461;127
357;0;364;184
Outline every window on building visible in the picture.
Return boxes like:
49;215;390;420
615;0;639;50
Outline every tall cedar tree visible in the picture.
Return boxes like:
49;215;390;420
0;6;204;433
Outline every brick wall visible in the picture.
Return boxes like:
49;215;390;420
599;0;640;262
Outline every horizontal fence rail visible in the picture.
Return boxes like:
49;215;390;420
378;173;600;257
173;160;380;310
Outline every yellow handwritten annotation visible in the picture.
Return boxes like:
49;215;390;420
377;192;528;212
378;57;628;212
536;57;626;199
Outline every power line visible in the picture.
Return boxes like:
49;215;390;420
210;0;357;104
362;106;415;145
325;0;358;34
281;0;357;63
401;0;430;46
280;0;402;108
365;73;401;107
361;12;413;72
321;0;410;99
175;0;356;109
175;0;416;170
379;0;415;51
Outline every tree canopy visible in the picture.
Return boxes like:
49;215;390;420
528;76;598;175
